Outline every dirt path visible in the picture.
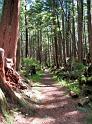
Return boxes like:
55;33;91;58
14;72;86;124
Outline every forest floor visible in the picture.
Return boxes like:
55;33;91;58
13;70;86;124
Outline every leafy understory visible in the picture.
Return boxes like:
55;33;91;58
59;79;80;94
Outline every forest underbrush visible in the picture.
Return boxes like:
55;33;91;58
50;62;92;122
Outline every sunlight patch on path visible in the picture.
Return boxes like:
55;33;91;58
14;72;85;124
30;117;55;124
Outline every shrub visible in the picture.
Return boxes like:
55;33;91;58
21;57;41;77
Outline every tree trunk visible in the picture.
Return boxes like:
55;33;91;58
0;48;16;102
83;16;88;58
0;0;20;68
66;11;71;58
59;0;66;66
25;2;29;58
37;30;41;64
65;1;70;58
0;48;33;114
77;0;83;62
62;12;66;66
16;39;21;71
56;14;63;66
72;0;76;58
47;31;51;66
87;0;92;63
0;0;34;114
51;0;59;68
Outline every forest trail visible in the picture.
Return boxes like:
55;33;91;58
14;70;86;124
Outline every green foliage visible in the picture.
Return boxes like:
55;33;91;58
30;70;43;82
87;76;92;82
21;58;44;83
21;57;41;76
20;0;25;32
53;74;80;94
59;79;80;94
86;112;92;124
70;62;86;79
73;62;85;72
22;57;41;69
79;75;86;84
5;113;14;124
53;62;86;94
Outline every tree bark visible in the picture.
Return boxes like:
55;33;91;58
16;39;21;71
51;0;59;68
62;12;66;66
0;0;20;68
77;0;83;62
25;2;29;58
56;14;63;66
0;48;32;114
37;30;41;64
72;0;76;58
87;0;92;63
0;48;16;102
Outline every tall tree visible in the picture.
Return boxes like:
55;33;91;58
87;0;92;63
51;0;59;68
77;0;83;62
25;0;29;57
0;0;20;68
72;0;76;58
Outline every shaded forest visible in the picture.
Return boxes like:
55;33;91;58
0;0;92;124
20;0;92;67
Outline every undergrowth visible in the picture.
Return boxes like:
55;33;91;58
21;57;44;84
30;70;44;82
86;113;92;124
4;112;14;124
53;75;80;94
52;62;86;94
52;63;92;123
